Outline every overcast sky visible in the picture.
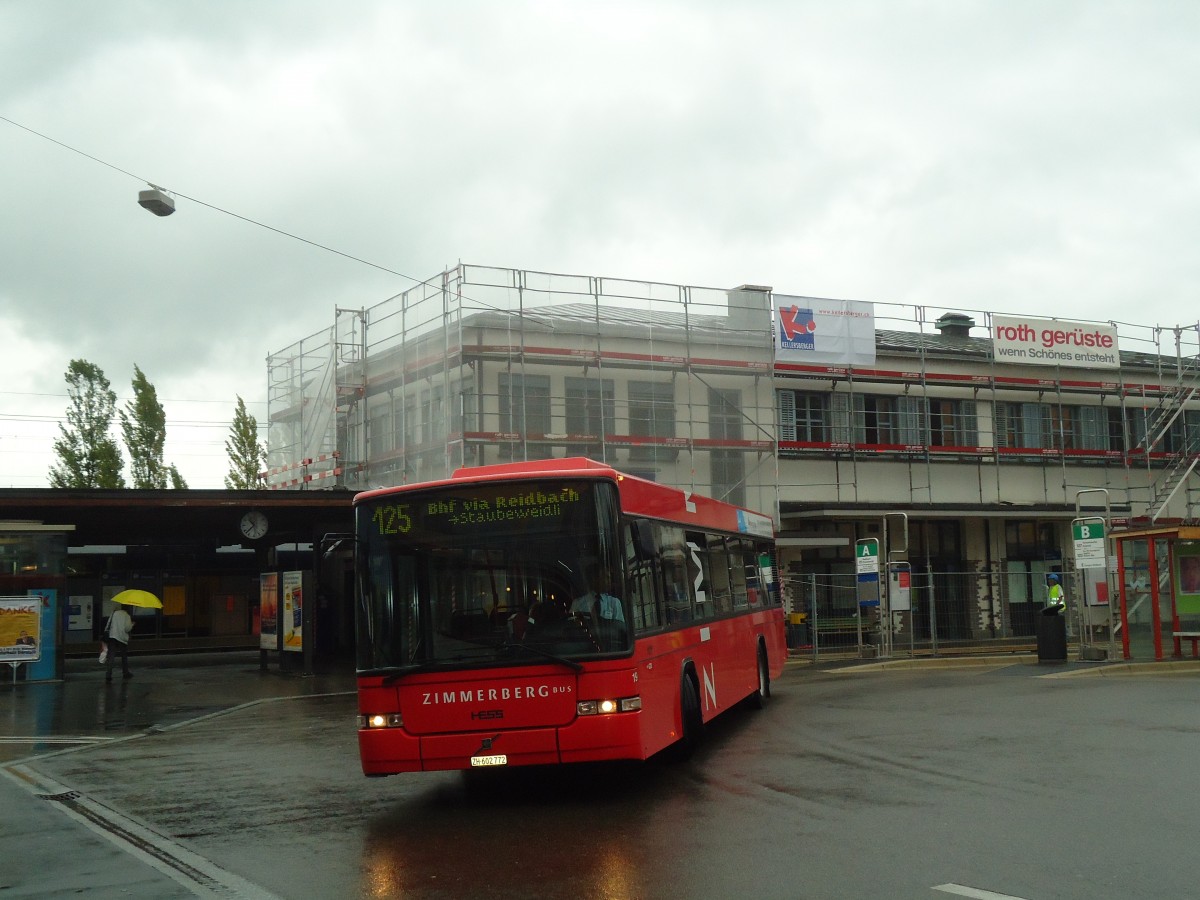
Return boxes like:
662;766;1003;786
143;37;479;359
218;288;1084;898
3;1;1199;489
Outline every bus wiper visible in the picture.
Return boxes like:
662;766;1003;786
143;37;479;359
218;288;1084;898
379;661;442;685
442;633;584;673
507;641;584;673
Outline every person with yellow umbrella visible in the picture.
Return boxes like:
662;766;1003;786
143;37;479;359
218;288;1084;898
104;590;162;683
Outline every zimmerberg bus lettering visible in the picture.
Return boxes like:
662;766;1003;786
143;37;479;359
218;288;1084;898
421;683;569;705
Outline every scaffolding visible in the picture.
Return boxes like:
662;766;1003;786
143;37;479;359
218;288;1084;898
265;264;778;516
266;263;1200;524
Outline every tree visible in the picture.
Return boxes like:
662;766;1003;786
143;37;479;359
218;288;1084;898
225;395;265;489
49;359;125;488
168;465;188;490
120;365;170;489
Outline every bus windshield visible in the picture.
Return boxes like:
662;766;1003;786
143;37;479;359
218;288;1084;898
356;478;628;673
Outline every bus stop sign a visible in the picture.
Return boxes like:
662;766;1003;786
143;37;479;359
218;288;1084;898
856;538;880;574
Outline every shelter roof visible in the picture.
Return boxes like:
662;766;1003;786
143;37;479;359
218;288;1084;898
0;489;353;547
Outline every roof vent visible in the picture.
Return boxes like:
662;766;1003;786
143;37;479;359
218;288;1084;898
934;313;976;337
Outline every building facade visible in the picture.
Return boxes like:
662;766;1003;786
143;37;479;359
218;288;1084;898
266;264;1200;655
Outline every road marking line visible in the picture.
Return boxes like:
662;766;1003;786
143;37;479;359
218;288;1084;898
1;764;283;899
0;736;113;744
933;883;1031;900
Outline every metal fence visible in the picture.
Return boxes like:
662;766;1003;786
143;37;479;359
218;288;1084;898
783;567;1115;659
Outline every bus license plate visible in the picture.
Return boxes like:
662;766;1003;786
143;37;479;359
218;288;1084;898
470;754;508;767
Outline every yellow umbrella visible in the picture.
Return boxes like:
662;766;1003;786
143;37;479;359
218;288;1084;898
110;589;163;609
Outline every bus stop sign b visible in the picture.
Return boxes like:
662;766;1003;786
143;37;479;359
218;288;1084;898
1072;521;1106;570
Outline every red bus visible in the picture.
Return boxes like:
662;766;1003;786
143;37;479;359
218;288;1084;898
353;458;786;775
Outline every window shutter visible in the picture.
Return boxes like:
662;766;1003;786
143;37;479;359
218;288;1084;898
994;402;1011;448
777;391;796;442
898;396;926;445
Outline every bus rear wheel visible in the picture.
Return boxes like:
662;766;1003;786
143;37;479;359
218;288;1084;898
671;672;703;760
745;644;770;710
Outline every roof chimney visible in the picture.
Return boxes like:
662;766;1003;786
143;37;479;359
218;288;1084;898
934;313;976;337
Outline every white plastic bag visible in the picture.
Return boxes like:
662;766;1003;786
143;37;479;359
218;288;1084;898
98;643;108;664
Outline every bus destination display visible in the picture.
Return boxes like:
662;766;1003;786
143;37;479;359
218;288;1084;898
369;483;586;537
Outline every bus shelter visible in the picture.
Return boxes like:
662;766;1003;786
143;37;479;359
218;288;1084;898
1113;523;1200;660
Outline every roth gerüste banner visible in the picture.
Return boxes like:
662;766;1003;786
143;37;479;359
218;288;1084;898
774;296;876;366
991;315;1120;369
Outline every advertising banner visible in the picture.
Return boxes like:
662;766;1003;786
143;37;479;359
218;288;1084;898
0;597;42;664
992;315;1120;369
888;563;912;612
282;570;303;652
774;296;876;366
1177;544;1200;615
259;573;279;651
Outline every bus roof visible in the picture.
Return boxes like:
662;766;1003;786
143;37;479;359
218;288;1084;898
354;458;774;538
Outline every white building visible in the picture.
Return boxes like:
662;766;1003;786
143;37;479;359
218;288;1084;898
266;264;1200;652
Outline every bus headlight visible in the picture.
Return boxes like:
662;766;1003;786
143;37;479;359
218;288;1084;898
576;696;641;716
358;713;404;729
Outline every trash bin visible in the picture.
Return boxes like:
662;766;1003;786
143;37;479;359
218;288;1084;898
786;623;810;648
1035;607;1067;662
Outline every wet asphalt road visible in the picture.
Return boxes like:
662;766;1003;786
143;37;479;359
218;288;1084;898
3;653;1200;899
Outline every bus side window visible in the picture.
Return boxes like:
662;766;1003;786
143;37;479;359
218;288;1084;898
686;532;714;623
747;545;776;607
624;521;661;632
704;536;734;616
742;546;762;607
659;526;693;624
729;538;750;608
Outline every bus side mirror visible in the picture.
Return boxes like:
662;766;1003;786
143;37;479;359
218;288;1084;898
321;532;357;559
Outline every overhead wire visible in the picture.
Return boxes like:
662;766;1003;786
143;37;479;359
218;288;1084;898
1;113;439;293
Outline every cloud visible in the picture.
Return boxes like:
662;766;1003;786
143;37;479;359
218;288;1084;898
3;1;1200;486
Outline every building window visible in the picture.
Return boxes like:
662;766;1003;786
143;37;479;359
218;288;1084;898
564;376;615;456
392;395;404;450
1005;520;1058;559
1077;406;1119;451
709;388;745;506
629;381;677;462
927;398;977;447
777;390;829;442
912;520;963;562
369;402;391;457
996;402;1117;451
451;384;476;434
498;373;552;459
403;397;418;449
1128;407;1200;454
853;394;900;444
420;386;444;448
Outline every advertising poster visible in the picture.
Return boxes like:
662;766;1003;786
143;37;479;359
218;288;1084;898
1176;544;1200;615
259;573;279;651
0;597;42;664
282;570;303;652
992;315;1120;369
774;296;876;366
